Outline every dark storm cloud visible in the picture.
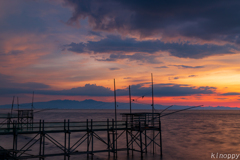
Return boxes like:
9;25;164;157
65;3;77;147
0;82;216;97
221;92;240;95
66;42;87;53
47;84;113;96
0;74;49;96
0;88;33;95
59;83;215;97
154;66;168;69
171;65;205;69
19;82;50;89
65;36;237;59
117;83;216;96
0;84;113;96
0;74;50;89
64;0;240;44
96;52;162;64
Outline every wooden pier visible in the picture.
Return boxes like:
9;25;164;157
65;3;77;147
0;113;162;160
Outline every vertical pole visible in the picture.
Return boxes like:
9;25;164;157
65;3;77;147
18;111;19;127
11;96;15;120
31;91;34;110
139;117;143;158
64;119;66;160
13;122;14;156
87;119;89;159
107;119;110;158
39;120;42;160
151;73;155;154
91;119;93;158
13;121;17;158
114;79;117;158
151;73;154;114
129;85;132;114
68;119;70;160
27;117;29;130
32;110;33;130
145;114;147;153
42;120;45;160
112;119;115;159
12;121;14;156
16;126;18;158
17;97;19;110
64;120;66;160
159;116;162;158
114;79;117;123
126;120;129;156
131;115;133;157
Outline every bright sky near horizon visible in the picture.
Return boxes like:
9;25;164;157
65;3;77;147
1;0;240;107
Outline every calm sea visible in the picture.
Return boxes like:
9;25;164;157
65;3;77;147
1;109;240;160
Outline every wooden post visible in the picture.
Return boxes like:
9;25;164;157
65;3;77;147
39;120;42;160
87;119;89;159
107;119;110;157
112;119;115;159
151;73;155;155
131;115;133;157
145;114;147;153
42;120;45;160
68;119;70;160
91;119;93;158
129;85;132;114
159;116;162;158
64;119;66;160
114;79;117;158
13;121;18;158
139;117;143;158
126;120;129;156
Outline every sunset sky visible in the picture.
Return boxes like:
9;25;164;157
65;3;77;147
1;0;240;107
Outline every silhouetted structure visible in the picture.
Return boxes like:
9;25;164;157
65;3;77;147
0;116;162;160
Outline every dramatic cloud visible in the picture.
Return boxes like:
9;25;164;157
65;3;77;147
67;42;86;53
64;0;240;44
171;65;205;69
117;83;216;97
0;74;50;90
96;53;162;64
221;92;240;96
0;84;112;96
65;36;237;59
0;83;216;97
155;66;168;69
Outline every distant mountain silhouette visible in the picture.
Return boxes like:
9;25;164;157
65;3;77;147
0;99;239;110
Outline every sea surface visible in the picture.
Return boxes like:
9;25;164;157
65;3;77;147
1;109;240;160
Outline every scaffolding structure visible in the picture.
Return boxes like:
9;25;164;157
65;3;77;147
0;109;34;131
0;113;162;160
17;109;34;129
